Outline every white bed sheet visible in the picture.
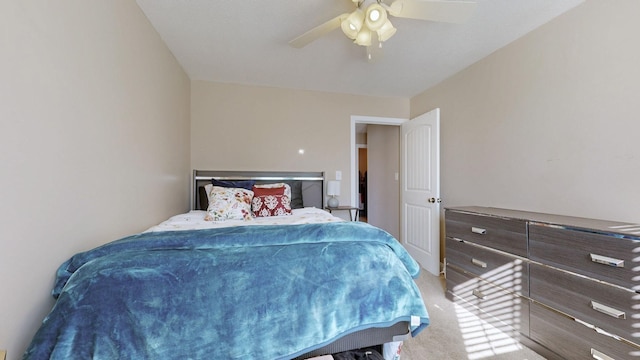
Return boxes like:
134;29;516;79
146;207;343;232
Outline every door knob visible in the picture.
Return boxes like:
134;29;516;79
428;197;441;203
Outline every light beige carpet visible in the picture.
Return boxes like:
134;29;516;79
401;273;546;360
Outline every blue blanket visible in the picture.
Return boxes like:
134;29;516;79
24;222;429;360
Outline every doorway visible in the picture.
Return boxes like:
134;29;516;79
350;116;406;239
355;126;397;226
357;142;367;222
350;111;441;275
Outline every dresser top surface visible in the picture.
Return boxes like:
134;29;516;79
446;206;640;239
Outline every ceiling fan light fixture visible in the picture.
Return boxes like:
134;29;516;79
354;28;372;46
377;19;396;42
365;3;387;31
341;9;364;40
289;0;477;59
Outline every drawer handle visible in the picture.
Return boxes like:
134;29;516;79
591;348;615;360
590;301;626;319
472;289;486;300
589;253;624;268
471;258;487;268
471;227;487;235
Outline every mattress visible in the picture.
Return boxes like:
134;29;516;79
146;207;342;232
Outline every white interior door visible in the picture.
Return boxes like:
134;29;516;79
400;108;441;276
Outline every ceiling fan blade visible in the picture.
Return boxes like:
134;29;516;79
388;0;476;23
289;13;349;48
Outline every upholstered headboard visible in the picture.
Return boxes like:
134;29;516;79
192;170;325;210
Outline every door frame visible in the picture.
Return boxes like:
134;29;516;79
350;115;407;208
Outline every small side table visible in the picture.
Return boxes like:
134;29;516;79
325;206;360;221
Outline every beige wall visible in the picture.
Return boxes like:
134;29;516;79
4;0;638;357
411;0;640;223
0;1;191;358
191;81;409;204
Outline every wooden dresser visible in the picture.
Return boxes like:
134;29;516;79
444;206;640;360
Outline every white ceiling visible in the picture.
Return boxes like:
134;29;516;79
135;0;584;98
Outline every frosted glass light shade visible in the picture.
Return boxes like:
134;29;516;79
354;28;372;46
365;4;387;31
377;20;396;42
327;180;340;196
327;180;340;208
341;9;364;40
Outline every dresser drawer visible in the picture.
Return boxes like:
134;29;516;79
530;263;638;344
446;237;529;296
445;210;527;257
529;224;638;289
530;303;640;360
446;267;530;337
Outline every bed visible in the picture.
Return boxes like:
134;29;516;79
23;170;429;360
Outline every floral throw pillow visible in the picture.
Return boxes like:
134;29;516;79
204;184;253;222
252;186;292;217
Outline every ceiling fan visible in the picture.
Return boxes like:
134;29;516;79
289;0;476;59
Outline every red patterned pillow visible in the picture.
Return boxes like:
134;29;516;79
251;186;292;217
